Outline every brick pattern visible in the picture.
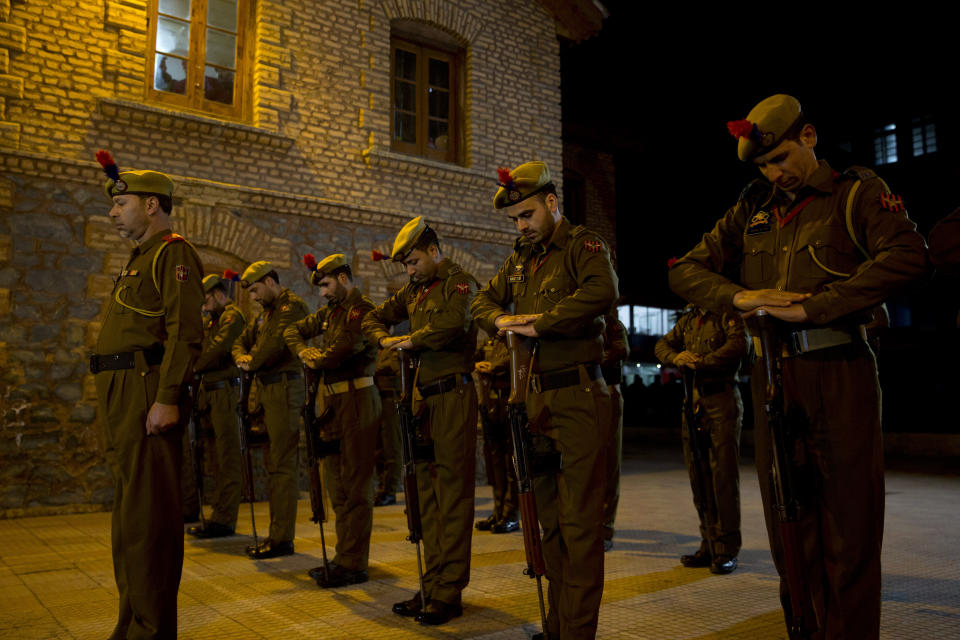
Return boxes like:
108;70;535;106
564;142;618;256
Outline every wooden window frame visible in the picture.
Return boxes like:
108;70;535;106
145;0;253;122
390;36;462;164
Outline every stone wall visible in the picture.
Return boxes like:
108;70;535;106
0;0;570;515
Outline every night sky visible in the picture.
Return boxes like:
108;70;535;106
561;6;955;311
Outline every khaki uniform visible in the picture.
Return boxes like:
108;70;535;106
284;287;380;571
600;314;629;544
654;308;746;558
476;335;518;524
374;347;402;496
363;257;478;607
670;161;928;638
232;288;308;544
93;229;203;640
472;217;618;640
193;303;245;529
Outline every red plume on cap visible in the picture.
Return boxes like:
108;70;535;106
371;249;389;262
497;167;513;184
96;149;121;182
302;253;318;271
667;256;678;269
727;119;757;140
222;269;240;281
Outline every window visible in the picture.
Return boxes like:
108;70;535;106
391;36;462;163
873;124;898;165
146;0;251;120
911;117;937;157
618;305;674;337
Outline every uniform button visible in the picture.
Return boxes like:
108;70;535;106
782;246;788;252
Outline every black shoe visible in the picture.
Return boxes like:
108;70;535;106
392;593;427;617
603;538;614;552
680;549;711;568
246;539;294;559
187;522;235;539
491;519;519;534
415;600;462;626
374;492;397;507
710;555;738;575
317;564;368;588
475;514;497;531
307;561;338;581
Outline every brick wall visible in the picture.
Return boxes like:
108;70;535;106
0;0;566;514
563;142;617;255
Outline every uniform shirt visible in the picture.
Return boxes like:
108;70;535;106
472;217;619;372
669;161;928;325
601;313;629;383
96;228;204;405
654;308;746;384
477;336;510;377
232;288;309;375
194;303;245;383
362;258;478;384
283;286;377;383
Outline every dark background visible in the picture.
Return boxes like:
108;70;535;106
560;8;959;435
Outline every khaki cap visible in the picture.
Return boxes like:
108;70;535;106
493;161;552;209
727;94;804;161
391;216;431;261
202;274;223;294
304;253;348;285
103;169;175;200
240;260;274;288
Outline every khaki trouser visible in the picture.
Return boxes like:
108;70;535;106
416;381;478;605
484;389;518;521
259;374;304;543
752;344;883;640
376;390;402;494
320;385;381;570
681;384;742;557
528;367;611;640
96;362;183;640
201;384;242;529
602;383;623;540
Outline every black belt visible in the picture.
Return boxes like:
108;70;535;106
202;377;241;391
257;370;302;385
531;364;602;393
89;347;164;374
697;381;733;397
418;373;471;399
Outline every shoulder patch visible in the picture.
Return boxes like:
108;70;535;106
175;265;190;281
879;192;905;212
746;210;771;235
584;239;603;253
348;307;364;321
455;282;470;294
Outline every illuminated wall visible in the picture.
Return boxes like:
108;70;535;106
0;0;567;514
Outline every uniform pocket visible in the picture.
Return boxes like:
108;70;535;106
796;225;861;285
539;274;574;309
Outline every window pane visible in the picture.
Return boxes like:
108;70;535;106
394;112;416;144
428;118;449;150
395;49;416;81
206;29;236;68
394;80;416;113
207;0;237;32
159;0;190;20
156;16;190;56
428;88;448;119
204;65;234;104
428;58;449;89
154;54;188;94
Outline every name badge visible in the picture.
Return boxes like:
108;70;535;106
507;263;526;283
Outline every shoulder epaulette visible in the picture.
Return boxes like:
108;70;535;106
570;224;589;238
447;264;463;277
841;166;878;182
738;179;772;203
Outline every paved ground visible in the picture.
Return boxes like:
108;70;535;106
1;445;958;639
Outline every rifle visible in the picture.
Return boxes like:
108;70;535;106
237;371;259;551
754;310;820;638
680;369;717;560
186;380;206;530
302;365;331;583
395;347;427;612
504;331;548;640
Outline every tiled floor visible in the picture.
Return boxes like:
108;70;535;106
1;447;958;639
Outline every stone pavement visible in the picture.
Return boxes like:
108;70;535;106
1;446;958;639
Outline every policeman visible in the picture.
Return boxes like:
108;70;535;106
472;161;618;640
474;333;519;534
362;217;479;626
284;253;381;587
187;272;246;538
232;261;309;558
600;310;629;552
91;151;204;639
654;305;746;574
669;94;928;638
